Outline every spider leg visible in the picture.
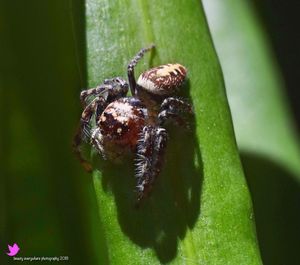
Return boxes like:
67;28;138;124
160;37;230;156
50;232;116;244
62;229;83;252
72;96;106;172
158;110;186;127
80;96;106;140
73;125;93;172
91;127;106;159
160;97;193;114
158;97;193;127
80;84;110;107
80;77;128;107
127;44;155;96
135;125;168;204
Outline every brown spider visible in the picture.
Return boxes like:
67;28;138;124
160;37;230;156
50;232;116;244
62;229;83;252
73;45;193;203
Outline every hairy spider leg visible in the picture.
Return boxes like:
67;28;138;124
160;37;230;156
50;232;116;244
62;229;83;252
73;96;106;172
80;77;128;107
90;128;106;159
80;84;110;107
135;125;168;204
73;131;93;172
80;97;107;139
158;97;193;128
127;44;155;96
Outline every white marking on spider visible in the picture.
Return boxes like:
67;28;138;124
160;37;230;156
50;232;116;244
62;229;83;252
137;76;157;92
156;63;184;76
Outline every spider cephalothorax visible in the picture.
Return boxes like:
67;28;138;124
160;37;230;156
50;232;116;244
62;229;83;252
74;45;193;203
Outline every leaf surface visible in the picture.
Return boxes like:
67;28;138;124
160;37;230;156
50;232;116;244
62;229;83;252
86;0;262;264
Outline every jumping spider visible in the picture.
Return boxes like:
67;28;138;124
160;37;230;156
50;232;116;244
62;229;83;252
74;45;193;203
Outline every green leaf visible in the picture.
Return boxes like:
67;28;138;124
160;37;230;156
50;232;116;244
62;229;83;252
203;1;300;264
87;0;262;264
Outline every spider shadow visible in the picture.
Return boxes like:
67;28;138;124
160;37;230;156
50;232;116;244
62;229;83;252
93;80;203;263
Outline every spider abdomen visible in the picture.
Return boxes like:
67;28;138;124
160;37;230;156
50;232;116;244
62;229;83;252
137;63;187;95
98;97;146;148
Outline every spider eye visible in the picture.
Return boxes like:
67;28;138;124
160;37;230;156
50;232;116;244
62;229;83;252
137;63;187;95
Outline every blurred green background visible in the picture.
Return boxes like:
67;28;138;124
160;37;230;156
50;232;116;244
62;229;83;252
203;1;300;264
0;1;102;264
1;0;299;264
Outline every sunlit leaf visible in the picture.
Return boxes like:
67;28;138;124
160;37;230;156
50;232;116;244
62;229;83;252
86;0;262;264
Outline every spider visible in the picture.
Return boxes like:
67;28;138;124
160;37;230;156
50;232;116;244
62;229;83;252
73;45;193;203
